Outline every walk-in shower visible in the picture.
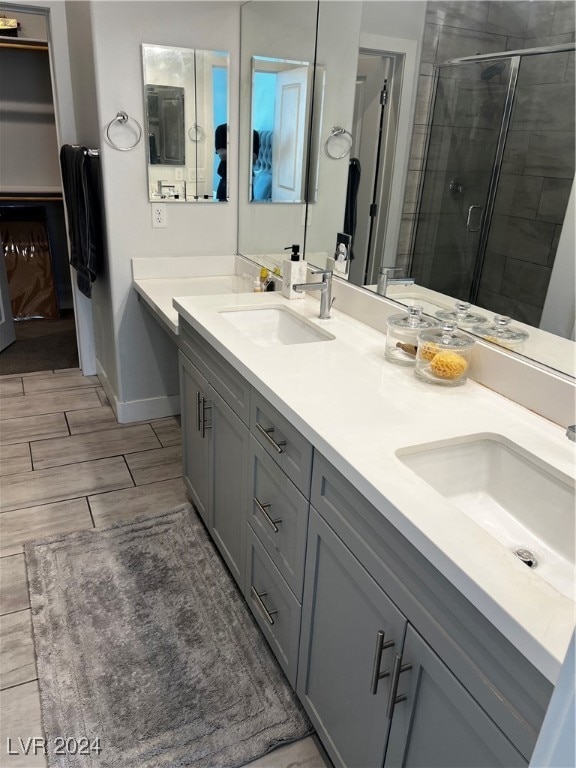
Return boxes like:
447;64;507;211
409;43;575;330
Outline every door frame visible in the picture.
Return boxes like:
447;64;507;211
356;33;420;277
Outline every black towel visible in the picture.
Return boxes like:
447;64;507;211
344;158;361;261
59;145;104;298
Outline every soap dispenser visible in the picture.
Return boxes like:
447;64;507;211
281;244;307;299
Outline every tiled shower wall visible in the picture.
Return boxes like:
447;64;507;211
398;0;575;323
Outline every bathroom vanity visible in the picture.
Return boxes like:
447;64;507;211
172;289;575;768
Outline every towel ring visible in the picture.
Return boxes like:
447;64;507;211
324;126;353;160
105;111;142;151
188;123;205;142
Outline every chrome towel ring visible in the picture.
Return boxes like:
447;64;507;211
105;111;142;151
324;126;353;159
188;123;205;142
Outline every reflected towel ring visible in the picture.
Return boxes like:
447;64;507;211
188;123;205;142
324;126;353;160
105;111;142;151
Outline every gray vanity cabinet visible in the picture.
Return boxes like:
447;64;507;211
179;351;211;525
178;322;251;592
297;507;407;768
299;506;528;768
209;385;250;590
384;626;527;768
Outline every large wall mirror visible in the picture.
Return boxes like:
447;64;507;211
142;44;229;202
237;0;576;380
238;1;319;256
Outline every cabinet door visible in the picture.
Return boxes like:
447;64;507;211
384;625;527;768
179;352;210;525
297;507;407;768
210;384;250;591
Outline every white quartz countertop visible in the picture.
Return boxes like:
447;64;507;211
133;275;242;335
173;290;576;683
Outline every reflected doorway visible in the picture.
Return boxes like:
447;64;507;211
348;50;402;287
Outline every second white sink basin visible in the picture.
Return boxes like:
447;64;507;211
219;306;335;347
397;434;575;599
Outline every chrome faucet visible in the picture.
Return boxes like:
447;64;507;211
293;268;334;319
377;266;415;296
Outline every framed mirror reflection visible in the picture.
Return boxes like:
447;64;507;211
142;44;230;202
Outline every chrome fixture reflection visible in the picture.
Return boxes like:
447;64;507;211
376;267;415;297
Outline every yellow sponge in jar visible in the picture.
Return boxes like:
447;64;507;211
430;351;468;379
419;341;439;361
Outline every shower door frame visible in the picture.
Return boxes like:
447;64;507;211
410;43;576;306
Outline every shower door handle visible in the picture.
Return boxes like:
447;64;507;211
466;205;483;232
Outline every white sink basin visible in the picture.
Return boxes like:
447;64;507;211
396;434;575;599
219;306;335;347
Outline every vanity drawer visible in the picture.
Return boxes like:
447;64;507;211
250;390;313;496
248;436;309;600
179;320;250;425
245;525;302;688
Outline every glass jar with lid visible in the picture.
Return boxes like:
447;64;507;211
435;301;488;327
415;322;475;386
470;315;529;353
385;306;439;366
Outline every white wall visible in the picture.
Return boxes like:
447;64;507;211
304;2;363;255
238;1;318;255
75;1;240;418
300;1;426;260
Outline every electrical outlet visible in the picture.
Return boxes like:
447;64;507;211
174;168;184;181
151;203;167;228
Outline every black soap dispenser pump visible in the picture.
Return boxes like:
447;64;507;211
282;244;306;299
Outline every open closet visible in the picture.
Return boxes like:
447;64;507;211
0;8;76;374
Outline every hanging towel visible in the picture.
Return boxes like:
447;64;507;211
344;157;361;262
59;145;104;298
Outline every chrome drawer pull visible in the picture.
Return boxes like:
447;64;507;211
253;497;282;533
370;630;395;694
200;397;212;438
196;391;202;432
385;653;412;719
255;422;286;454
251;586;278;625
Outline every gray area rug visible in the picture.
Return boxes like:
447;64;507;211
25;504;312;767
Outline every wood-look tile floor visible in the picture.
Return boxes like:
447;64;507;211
0;368;326;768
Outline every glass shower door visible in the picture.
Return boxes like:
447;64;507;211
474;49;575;326
411;59;512;301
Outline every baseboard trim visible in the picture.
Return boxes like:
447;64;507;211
115;393;181;424
96;360;180;423
95;360;118;419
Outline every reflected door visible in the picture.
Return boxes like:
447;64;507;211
411;60;511;301
272;66;310;202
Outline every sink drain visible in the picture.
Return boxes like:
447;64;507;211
514;548;538;569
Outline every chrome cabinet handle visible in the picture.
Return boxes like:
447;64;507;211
255;422;286;454
196;391;202;432
253;497;282;533
466;205;483;232
385;653;412;720
251;586;278;625
200;397;212;438
370;630;396;694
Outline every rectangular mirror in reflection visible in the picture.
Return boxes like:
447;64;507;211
142;44;229;203
251;55;312;203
